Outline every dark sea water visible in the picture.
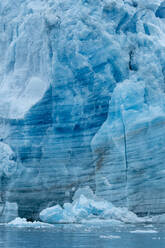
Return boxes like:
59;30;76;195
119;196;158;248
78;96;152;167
0;224;164;248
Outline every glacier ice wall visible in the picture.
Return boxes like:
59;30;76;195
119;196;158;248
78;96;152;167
92;80;165;214
0;0;165;219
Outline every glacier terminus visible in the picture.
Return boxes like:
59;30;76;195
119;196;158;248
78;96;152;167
0;0;165;222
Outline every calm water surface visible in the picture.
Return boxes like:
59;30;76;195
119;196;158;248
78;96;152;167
0;224;165;248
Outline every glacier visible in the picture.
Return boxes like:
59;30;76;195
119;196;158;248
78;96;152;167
92;79;165;214
0;0;165;222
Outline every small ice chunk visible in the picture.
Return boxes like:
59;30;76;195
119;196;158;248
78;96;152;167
8;217;53;228
100;235;121;239
40;205;65;223
130;230;158;233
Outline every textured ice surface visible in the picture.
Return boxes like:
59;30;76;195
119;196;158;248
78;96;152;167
0;142;17;222
92;79;165;214
0;202;18;223
7;217;53;228
39;188;145;224
0;0;165;220
0;142;17;177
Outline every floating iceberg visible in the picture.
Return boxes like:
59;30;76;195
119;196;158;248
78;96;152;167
39;187;146;224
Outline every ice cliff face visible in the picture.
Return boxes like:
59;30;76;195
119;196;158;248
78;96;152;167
0;0;165;220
